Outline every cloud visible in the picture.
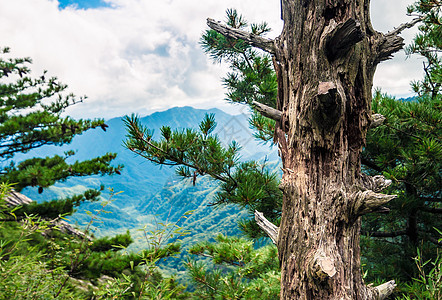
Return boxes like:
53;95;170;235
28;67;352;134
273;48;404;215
0;0;421;119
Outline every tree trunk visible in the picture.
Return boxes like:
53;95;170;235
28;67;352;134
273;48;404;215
274;1;400;299
208;0;420;298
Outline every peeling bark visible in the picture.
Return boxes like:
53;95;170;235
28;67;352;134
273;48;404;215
360;174;392;192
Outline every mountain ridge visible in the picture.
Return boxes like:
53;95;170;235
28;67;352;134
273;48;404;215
19;106;279;244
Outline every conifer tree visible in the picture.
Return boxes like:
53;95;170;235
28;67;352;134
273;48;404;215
124;1;427;296
0;47;122;218
361;1;441;282
186;234;280;299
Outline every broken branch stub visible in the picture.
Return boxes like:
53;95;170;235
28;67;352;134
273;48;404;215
254;210;279;244
374;280;396;300
252;101;282;122
353;190;397;216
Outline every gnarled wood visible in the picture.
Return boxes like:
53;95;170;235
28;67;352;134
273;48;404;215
206;18;276;54
374;280;397;300
325;18;364;60
360;174;392;192
370;113;386;128
374;17;423;64
353;190;397;216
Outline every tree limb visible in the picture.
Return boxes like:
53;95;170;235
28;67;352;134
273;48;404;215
420;196;442;203
374;280;396;300
375;17;423;64
353;190;397;216
251;101;282;122
386;16;424;38
325;18;364;60
254;210;279;244
361;157;384;173
207;18;276;54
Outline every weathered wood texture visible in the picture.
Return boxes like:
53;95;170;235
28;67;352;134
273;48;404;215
274;1;403;298
255;210;279;244
208;0;419;298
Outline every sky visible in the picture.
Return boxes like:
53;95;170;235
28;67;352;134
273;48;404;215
0;0;423;119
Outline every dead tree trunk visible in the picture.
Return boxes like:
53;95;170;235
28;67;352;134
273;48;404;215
208;0;420;298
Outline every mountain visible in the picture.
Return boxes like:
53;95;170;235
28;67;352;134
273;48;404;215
20;106;279;245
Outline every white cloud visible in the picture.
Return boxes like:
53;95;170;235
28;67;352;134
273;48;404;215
0;0;422;119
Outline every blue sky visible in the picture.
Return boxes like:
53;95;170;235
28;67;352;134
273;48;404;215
0;0;422;119
58;0;111;9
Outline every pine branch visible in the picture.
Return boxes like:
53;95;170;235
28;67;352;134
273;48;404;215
361;157;384;173
420;196;442;203
193;252;244;267
421;207;442;214
207;18;276;54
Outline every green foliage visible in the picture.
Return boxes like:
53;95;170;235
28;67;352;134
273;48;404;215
0;47;109;158
10;189;101;219
406;1;441;99
90;230;133;252
362;90;441;281
186;234;280;299
124;112;281;239
2;153;121;192
0;185;189;299
361;1;442;281
0;47;122;221
0;189;79;299
201;9;278;143
396;241;442;299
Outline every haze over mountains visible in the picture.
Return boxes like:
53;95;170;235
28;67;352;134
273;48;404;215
21;106;279;247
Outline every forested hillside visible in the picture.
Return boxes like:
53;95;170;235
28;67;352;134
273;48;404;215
1;0;440;299
21;107;279;244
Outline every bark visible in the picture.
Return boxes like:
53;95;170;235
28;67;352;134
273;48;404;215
273;1;402;298
208;0;416;298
